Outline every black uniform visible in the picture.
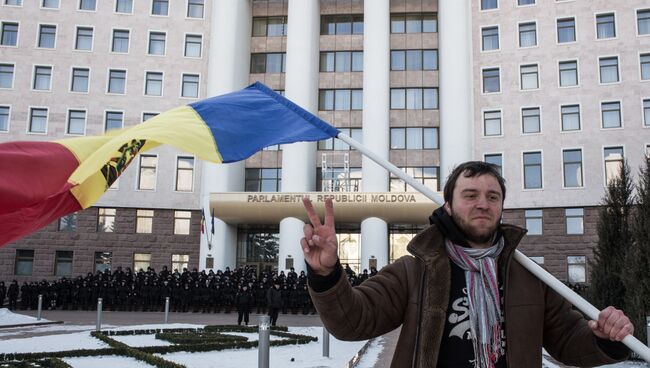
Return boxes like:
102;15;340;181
235;286;253;325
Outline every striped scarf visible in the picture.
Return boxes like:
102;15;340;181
445;237;505;368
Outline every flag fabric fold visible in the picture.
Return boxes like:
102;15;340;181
0;82;339;247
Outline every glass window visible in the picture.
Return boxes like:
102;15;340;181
58;213;77;231
559;60;578;86
171;254;189;272
71;67;89;92
5;0;21;5
111;29;129;53
483;110;501;136
335;90;351;110
406;88;422;109
1;22;19;46
54;251;73;276
638;9;650;35
519;22;537;47
257;16;288;37
266;53;285;73
136;210;154;233
184;34;202;57
520;64;539;90
422;14;437;33
335;52;352;72
604;147;624;185
94;252;112;273
321;15;363;35
38;25;56;48
390;167;439;192
0;63;14;88
108;69;126;94
557;18;576;43
0;106;9;131
525;209;543;235
601;101;621;128
529;256;544;264
176;156;194;191
319;89;334;110
518;0;535;5
151;0;168;15
523;152;542;189
423;50;438;70
596;13;615;39
105;111;123;131
79;0;95;10
522;107;541;133
599;57;619;83
138;154;157;190
423;88;438;109
482;26;499;51
563;149;583;187
389;227;422;263
145;71;163;96
483;68;500;93
352;51;363;71
405;15;422;33
390;89;405;109
566;208;584;235
390;14;436;34
181;74;199;98
481;0;497;10
33;66;52;90
67;109;86;135
567;256;586;283
406;128;422;149
641;53;650;80
391;15;405;33
148;32;166;55
187;0;204;18
115;0;132;13
174;211;192;235
75;27;93;50
561;105;580;131
423;128;438;149
391;51;405;71
29;108;47;133
97;208;116;232
15;250;34;276
142;112;158;122
318;89;362;111
644;99;650;127
245;168;282;192
133;253;151;271
484;154;503;174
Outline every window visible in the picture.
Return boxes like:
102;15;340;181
321;51;364;72
145;71;163;96
181;73;199;98
174;211;192;235
0;106;9;131
522;107;541;133
529;256;544;265
137;155;157;190
171;254;189;272
321;15;364;35
105;111;123;131
14;250;34;276
599;57;619;83
317;167;362;192
596;13;616;39
33;66;52;91
642;54;650;80
136;210;154;233
481;0;497;10
601;101;621;128
566;208;584;234
520;64;539;90
563;149;583;187
75;27;93;50
151;0;168;16
561;105;580;131
320;89;364;111
484;154;503;174
644;99;650;127
390;167;439;192
29;108;47;133
97;208;116;232
187;0;204;18
79;0;95;11
67;109;86;135
250;53;286;73
245;168;282;192
638;9;650;35
1;22;18;46
4;0;21;5
319;127;361;150
0;63;14;88
58;213;77;231
148;32;166;55
557;17;576;43
389;88;437;109
604;147;624;184
115;0;132;13
390;127;438;149
71;67;89;92
482;68;500;93
518;22;537;47
523;152;542;189
518;0;534;5
389;50;436;71
252;16;288;37
133;253;151;271
111;29;129;53
390;13;436;33
567;256;586;283
525;209;542;235
559;60;578;87
54;251;73;276
482;27;499;51
483;110;501;136
108;69;126;94
184;34;202;57
176;156;194;191
94;252;112;272
37;25;56;48
142;112;158;122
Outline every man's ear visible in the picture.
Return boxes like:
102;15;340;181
443;202;452;215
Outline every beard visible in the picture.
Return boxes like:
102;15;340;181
450;211;499;245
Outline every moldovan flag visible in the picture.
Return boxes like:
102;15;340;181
0;82;339;247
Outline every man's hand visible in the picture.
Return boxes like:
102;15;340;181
588;306;634;341
300;197;339;276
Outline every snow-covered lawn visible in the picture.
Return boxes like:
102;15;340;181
0;308;50;326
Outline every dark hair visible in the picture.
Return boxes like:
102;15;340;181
443;161;506;205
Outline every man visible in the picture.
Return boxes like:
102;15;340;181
301;161;633;367
266;281;283;326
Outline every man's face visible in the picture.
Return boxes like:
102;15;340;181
444;172;503;248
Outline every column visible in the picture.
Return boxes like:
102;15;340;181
199;0;252;271
278;0;321;272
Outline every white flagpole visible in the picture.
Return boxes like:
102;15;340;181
337;132;650;362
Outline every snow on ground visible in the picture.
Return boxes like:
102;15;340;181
63;355;155;368
354;337;383;368
0;308;50;326
0;330;109;353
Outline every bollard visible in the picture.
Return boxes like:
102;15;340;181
258;315;270;368
96;298;103;332
37;295;43;321
164;297;170;324
323;327;330;358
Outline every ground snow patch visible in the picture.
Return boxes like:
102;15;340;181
0;308;50;326
0;331;108;353
63;355;155;368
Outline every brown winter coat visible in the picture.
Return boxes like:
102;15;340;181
309;224;626;367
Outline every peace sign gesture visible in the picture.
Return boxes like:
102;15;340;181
301;197;339;276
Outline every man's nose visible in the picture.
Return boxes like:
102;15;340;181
475;195;490;208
